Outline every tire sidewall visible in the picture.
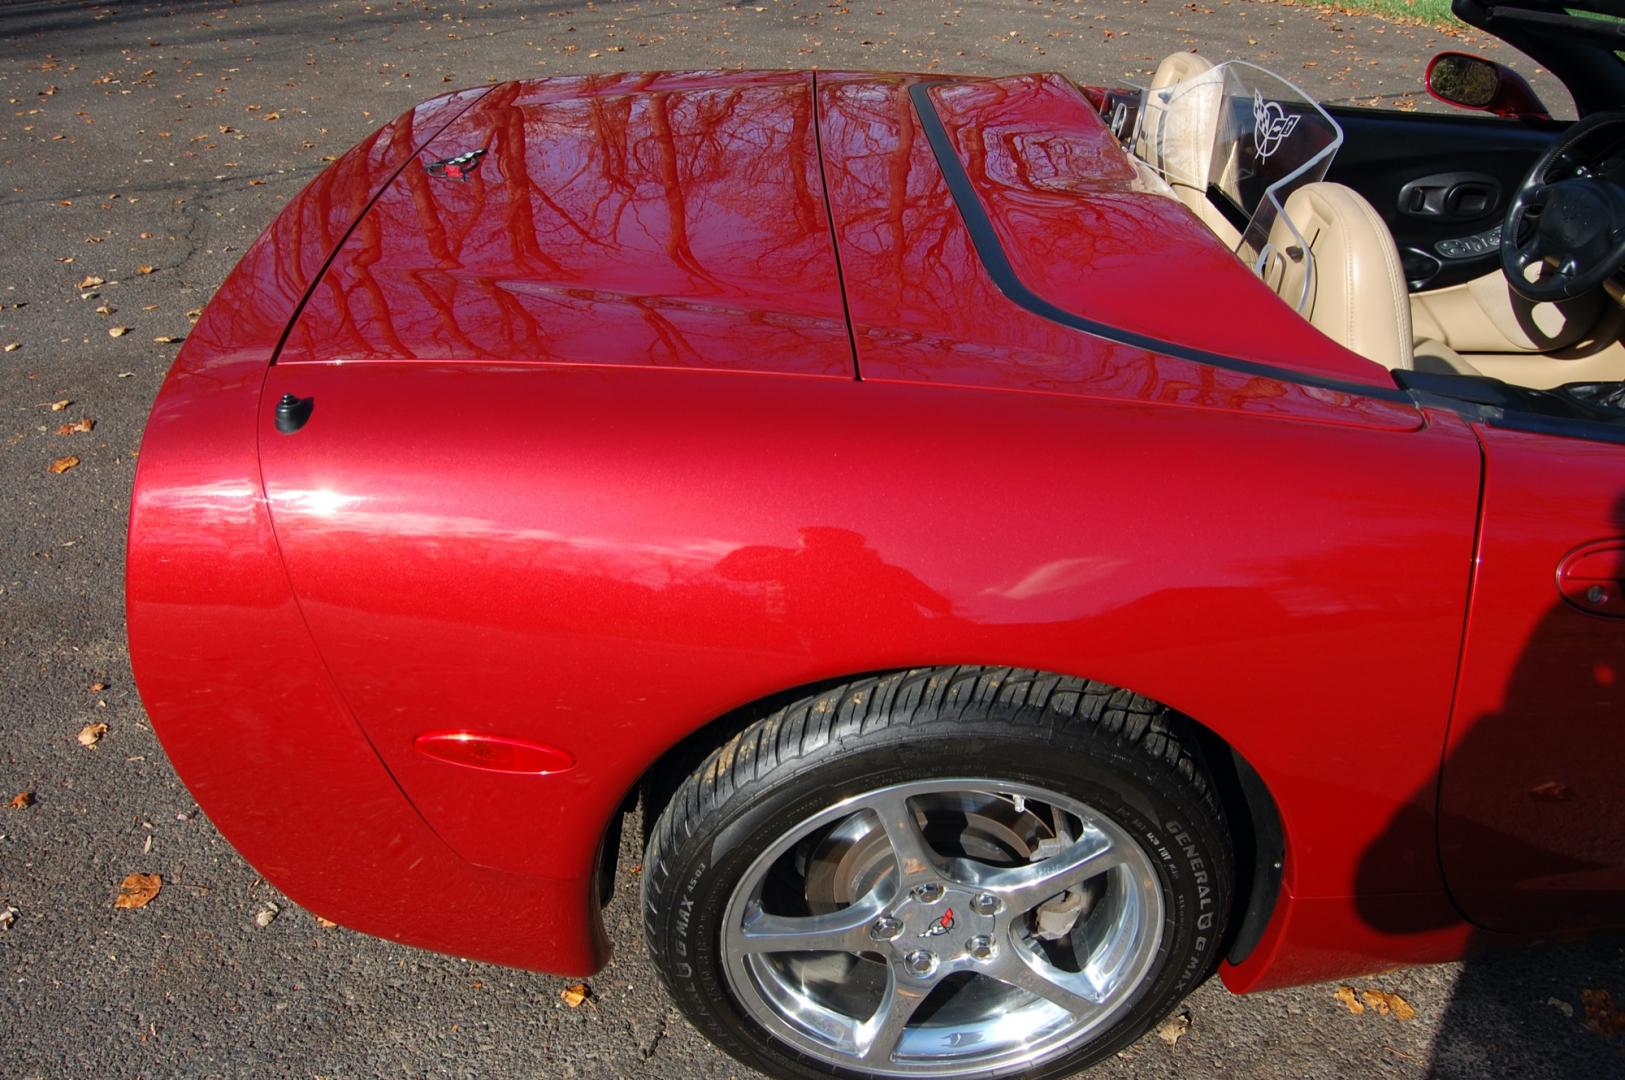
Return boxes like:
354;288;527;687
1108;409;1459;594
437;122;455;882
644;723;1228;1080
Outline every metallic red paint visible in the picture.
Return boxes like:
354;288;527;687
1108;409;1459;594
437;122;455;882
127;69;1625;1002
127;84;608;975
279;72;852;377
1437;424;1625;933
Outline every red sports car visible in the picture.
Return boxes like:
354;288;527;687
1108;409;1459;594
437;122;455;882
128;0;1625;1075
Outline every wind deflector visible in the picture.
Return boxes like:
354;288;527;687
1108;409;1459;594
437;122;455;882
1134;61;1343;313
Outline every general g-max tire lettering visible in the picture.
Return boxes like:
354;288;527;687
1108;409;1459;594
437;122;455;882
641;667;1234;1079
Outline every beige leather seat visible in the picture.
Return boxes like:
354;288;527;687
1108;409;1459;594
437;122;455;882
1135;52;1243;248
1137;57;1472;376
1260;181;1473;373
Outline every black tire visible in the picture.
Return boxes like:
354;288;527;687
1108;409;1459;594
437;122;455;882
642;666;1233;1080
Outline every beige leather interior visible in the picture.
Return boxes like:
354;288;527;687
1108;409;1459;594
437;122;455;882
1411;271;1602;353
1134;49;1625;387
1409;271;1625;387
1260;181;1416;371
1135;52;1243;249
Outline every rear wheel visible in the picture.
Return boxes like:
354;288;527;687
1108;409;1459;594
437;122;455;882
642;667;1233;1080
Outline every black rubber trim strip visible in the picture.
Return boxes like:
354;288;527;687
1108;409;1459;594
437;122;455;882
906;81;1415;405
1396;369;1625;445
1486;408;1625;445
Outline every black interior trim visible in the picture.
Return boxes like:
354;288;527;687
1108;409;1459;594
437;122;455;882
1486;5;1625;46
1455;0;1625;116
905;81;1415;405
1205;183;1253;235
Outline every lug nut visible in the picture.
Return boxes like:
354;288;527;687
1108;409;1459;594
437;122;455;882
912;882;946;903
970;892;1001;916
869;916;903;942
903;949;937;978
967;934;995;961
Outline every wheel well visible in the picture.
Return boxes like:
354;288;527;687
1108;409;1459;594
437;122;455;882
609;665;1285;966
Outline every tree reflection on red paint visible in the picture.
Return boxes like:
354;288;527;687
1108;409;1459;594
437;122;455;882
280;71;852;377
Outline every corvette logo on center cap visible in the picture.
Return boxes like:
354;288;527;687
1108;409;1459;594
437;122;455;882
426;148;487;181
918;907;955;937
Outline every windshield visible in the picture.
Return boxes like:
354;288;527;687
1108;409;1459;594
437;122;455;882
1128;61;1343;312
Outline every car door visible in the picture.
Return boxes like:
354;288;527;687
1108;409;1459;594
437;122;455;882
1439;417;1625;933
1324;106;1565;293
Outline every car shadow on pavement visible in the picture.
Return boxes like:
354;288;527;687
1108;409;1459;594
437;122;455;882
1359;491;1625;1077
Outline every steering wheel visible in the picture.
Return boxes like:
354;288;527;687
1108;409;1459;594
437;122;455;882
1501;110;1625;302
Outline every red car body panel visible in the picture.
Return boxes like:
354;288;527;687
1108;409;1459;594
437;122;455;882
126;68;1624;994
279;72;852;377
1439;424;1625;933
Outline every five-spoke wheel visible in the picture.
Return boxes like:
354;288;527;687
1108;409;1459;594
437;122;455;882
722;780;1163;1073
642;668;1233;1080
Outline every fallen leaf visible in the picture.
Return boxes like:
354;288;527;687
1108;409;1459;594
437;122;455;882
55;417;93;435
77;721;107;746
49;455;80;475
316;916;338;929
138;265;155;274
1358;989;1416;1020
108;325;131;337
7;792;33;809
254;901;280;928
48;400;70;411
95;304;114;315
1156;1009;1191;1046
185;307;203;322
3;342;18;353
76;274;105;289
153;335;182;344
1583;988;1625;1036
1333;985;1365;1015
0;906;16;931
89;681;109;692
560;982;591;1007
114;872;162;909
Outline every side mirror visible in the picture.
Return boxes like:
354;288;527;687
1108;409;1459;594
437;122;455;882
1425;52;1550;120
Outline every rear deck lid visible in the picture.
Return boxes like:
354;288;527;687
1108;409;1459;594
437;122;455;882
279;71;853;378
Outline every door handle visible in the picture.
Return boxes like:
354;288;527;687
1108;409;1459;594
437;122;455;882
1397;172;1501;221
1557;541;1625;618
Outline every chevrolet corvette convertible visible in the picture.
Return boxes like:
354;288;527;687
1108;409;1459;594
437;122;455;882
128;0;1625;1076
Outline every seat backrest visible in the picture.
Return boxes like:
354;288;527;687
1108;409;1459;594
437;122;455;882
1261;182;1414;371
1134;52;1241;247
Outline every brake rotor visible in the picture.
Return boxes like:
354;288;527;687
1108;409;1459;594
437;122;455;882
801;791;1064;911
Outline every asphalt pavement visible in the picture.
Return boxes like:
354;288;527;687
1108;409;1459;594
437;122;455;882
1;0;1621;1077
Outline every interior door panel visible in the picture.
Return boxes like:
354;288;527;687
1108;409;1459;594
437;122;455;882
1324;106;1565;292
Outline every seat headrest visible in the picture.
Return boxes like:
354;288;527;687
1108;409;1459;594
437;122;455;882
1135;53;1221;191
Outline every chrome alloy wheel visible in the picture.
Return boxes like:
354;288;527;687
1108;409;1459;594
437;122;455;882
720;778;1164;1077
